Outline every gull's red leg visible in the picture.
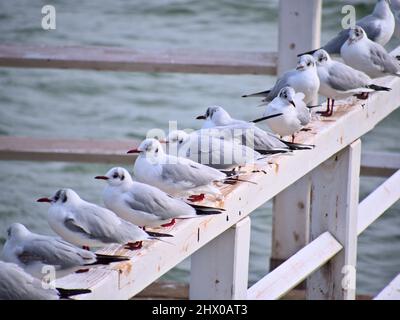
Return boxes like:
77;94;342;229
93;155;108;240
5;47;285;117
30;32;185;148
161;218;176;228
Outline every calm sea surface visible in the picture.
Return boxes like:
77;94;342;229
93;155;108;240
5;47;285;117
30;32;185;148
0;0;399;295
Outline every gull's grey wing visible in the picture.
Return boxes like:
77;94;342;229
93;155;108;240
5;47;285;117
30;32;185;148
327;63;370;91
358;14;382;42
265;70;297;101
161;161;225;188
124;183;192;219
323;29;350;54
369;43;400;75
18;237;95;268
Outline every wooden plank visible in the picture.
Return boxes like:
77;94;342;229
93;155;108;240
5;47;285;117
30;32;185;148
270;175;311;271
278;0;322;74
54;67;400;300
247;232;342;300
357;170;400;235
0;136;137;164
189;217;251;300
0;44;277;75
374;274;400;300
360;151;400;177
306;140;361;300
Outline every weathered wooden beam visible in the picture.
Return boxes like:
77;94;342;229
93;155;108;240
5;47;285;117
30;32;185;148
374;274;400;300
0;44;277;75
307;140;361;300
189;217;251;300
358;170;400;235
54;66;400;300
0;136;137;164
247;232;342;300
278;0;322;74
360;151;400;177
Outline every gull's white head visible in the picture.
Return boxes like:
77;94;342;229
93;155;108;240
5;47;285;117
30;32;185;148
348;26;366;44
6;223;30;240
166;130;190;146
128;138;164;158
37;188;81;206
278;87;297;108
95;167;133;187
296;55;316;71
313;49;331;66
196;106;232;125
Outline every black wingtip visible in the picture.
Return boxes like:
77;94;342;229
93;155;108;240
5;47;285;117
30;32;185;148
297;48;319;57
57;288;92;299
146;231;174;238
93;254;130;265
368;84;391;92
282;141;315;150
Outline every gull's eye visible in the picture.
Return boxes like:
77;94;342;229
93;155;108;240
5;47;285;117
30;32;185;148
155;148;159;153
112;172;119;179
62;194;67;203
7;228;11;238
179;139;183;144
307;62;311;66
121;174;125;181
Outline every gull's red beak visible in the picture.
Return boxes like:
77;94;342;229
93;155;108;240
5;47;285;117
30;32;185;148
196;115;206;120
289;100;296;108
37;197;52;203
159;140;168;144
127;148;141;154
94;176;109;180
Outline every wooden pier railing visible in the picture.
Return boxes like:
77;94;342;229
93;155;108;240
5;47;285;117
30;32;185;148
0;0;399;300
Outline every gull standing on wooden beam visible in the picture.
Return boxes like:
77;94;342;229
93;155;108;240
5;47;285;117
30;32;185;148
242;55;320;105
1;223;129;279
196;106;314;153
251;87;309;143
37;188;172;250
341;26;400;78
95;167;223;228
313;49;391;116
299;0;395;56
0;261;91;300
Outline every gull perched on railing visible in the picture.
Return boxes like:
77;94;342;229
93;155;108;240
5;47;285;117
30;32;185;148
341;26;400;78
251;87;310;143
196;106;313;153
299;0;395;56
1;223;129;279
95;167;223;228
0;261;91;300
242;55;320;105
128;138;248;202
37;188;172;250
313;49;391;116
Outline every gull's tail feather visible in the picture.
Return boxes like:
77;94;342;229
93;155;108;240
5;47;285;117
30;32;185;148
251;113;284;124
256;148;291;155
297;48;319;57
149;237;175;245
307;104;322;109
190;204;225;215
242;89;271;98
367;84;391;92
57;288;91;299
146;231;174;238
93;254;130;265
282;141;314;150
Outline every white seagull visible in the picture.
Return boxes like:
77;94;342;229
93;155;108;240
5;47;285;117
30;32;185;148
128;138;244;202
251;87;308;142
95;167;223;228
165;130;263;170
300;0;395;55
196;106;313;153
0;261;91;300
1;223;129;279
37;188;172;250
341;26;400;78
313;49;391;116
242;54;320;105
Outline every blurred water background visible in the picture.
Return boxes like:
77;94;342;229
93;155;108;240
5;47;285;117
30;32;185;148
0;0;399;296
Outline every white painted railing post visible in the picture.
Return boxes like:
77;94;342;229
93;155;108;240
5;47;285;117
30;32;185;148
306;140;361;300
189;217;251;300
278;0;322;74
270;176;311;271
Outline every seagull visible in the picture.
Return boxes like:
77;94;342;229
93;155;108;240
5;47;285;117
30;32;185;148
95;167;223;228
196;106;314;153
1;223;129;279
37;188;172;250
165;130;264;169
0;261;91;300
341;26;400;78
393;0;400;39
251;87;308;142
299;0;395;56
313;49;391;116
242;55;320;105
128;138;245;202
